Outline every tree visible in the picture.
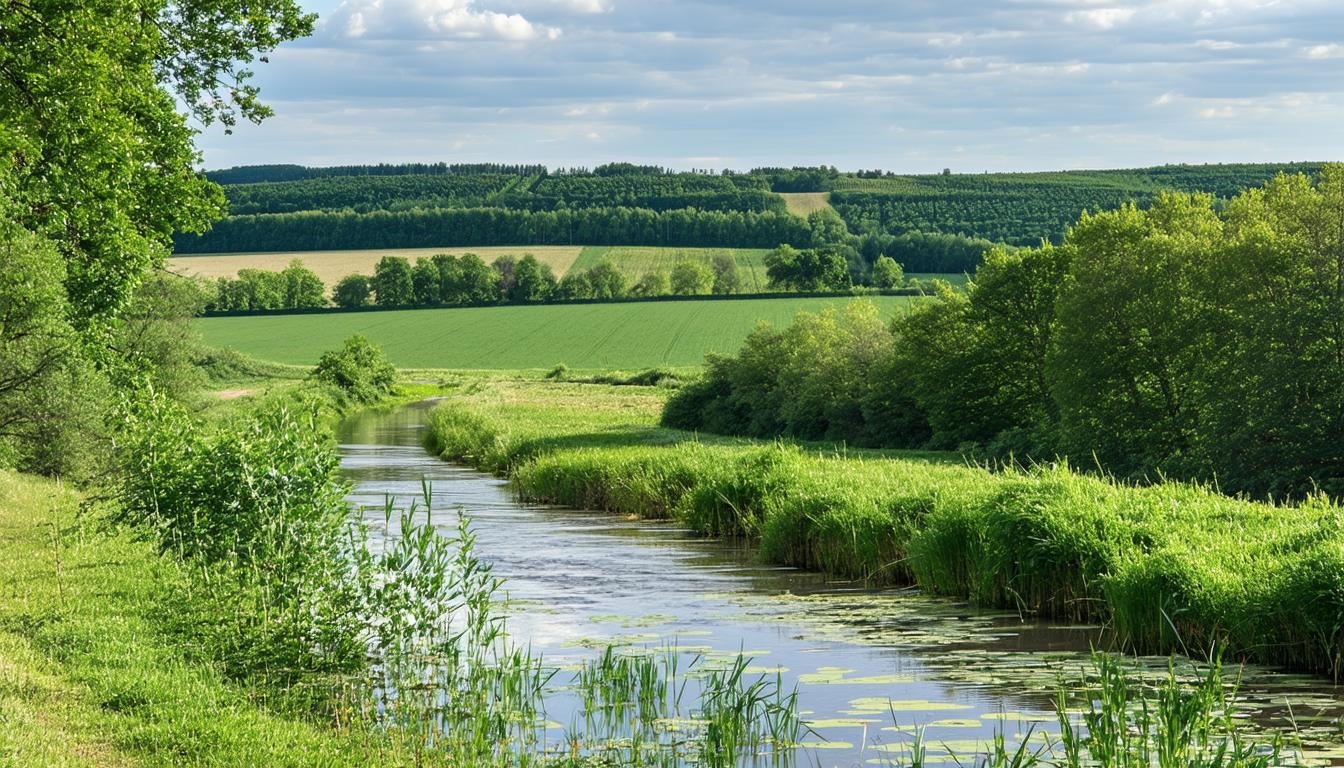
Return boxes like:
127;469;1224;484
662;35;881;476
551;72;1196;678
587;260;628;299
454;254;500;303
1048;194;1224;474
236;268;287;309
1;0;315;330
333;274;370;308
869;256;904;288
0;220;108;477
372;256;414;306
411;258;440;304
633;271;671;297
282;259;326;308
764;245;851;291
493;255;518;298
710;253;741;294
1202;165;1344;497
558;270;593;300
670;260;714;295
512;254;555;302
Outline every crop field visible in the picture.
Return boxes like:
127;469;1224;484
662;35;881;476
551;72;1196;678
777;192;833;217
196;295;919;369
170;246;585;287
571;246;776;291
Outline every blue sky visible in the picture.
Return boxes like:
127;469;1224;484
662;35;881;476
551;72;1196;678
196;0;1343;173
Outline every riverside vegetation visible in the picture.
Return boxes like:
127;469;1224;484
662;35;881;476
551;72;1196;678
424;375;1344;679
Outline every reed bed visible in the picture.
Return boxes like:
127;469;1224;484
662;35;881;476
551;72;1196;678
423;385;1344;676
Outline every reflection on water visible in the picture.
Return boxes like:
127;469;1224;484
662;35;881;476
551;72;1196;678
337;401;1344;766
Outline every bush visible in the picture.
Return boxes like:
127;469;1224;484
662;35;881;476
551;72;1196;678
309;334;396;404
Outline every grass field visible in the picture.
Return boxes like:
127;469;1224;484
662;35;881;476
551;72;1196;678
197;295;919;369
571;246;776;291
170;246;585;287
777;192;833;217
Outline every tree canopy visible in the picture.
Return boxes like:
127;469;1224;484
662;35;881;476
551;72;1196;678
1;0;314;329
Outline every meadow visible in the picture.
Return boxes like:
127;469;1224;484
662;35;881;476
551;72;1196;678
196;295;919;369
777;192;832;217
170;245;584;287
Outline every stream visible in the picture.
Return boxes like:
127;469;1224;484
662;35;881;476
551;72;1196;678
337;401;1344;766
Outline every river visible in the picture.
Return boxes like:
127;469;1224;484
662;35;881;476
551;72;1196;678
337;401;1344;766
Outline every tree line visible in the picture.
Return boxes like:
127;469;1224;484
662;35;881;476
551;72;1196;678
206;162;549;185
665;166;1344;500
174;206;814;254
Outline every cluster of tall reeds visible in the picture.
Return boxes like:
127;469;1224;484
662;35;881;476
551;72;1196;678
114;386;809;765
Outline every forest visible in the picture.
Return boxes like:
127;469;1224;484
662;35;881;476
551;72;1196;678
664;166;1344;501
178;161;1325;266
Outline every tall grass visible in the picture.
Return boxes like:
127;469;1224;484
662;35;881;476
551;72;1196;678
424;393;1344;676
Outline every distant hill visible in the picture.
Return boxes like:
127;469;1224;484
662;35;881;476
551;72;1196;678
178;161;1330;263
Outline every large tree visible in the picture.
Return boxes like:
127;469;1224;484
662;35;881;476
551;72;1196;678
1;0;315;330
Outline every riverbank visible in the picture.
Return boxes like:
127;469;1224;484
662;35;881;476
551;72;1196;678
0;470;430;767
423;377;1344;677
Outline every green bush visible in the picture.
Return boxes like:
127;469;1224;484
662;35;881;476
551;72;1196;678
309;334;396;404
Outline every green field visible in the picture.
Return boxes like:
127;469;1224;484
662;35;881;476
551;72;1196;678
197;296;918;369
571;246;775;291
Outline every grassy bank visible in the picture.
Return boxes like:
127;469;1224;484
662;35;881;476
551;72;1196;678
0;471;428;767
423;378;1344;677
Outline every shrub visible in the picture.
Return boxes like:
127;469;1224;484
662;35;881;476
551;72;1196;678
309;334;395;404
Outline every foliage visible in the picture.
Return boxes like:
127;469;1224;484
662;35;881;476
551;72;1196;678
632;270;671;297
670;166;1344;500
309;334;396;404
372;256;414;306
663;302;891;443
511;253;557;301
670;260;715;295
112;271;212;400
429;379;1344;674
333;273;371;308
173;205;815;253
0;220;110;479
764;244;852;291
588;259;629;299
870;255;904;288
710;252;741;294
0;0;313;329
210;259;327;310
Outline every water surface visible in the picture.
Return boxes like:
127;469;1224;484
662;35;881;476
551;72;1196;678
337;401;1344;765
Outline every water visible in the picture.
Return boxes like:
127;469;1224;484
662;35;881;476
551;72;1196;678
337;401;1344;765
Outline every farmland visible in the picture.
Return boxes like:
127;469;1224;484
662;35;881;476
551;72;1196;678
196;295;919;369
777;192;833;217
170;246;584;288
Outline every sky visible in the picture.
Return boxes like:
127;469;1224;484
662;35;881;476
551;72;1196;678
196;0;1344;174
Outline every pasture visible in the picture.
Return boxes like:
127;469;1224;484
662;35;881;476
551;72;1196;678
170;246;584;287
196;295;919;369
572;246;776;291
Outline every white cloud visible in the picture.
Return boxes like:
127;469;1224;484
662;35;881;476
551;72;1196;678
1305;44;1341;59
1065;8;1136;29
326;0;559;41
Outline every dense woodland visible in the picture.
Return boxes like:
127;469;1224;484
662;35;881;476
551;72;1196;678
178;162;1325;275
664;166;1344;501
